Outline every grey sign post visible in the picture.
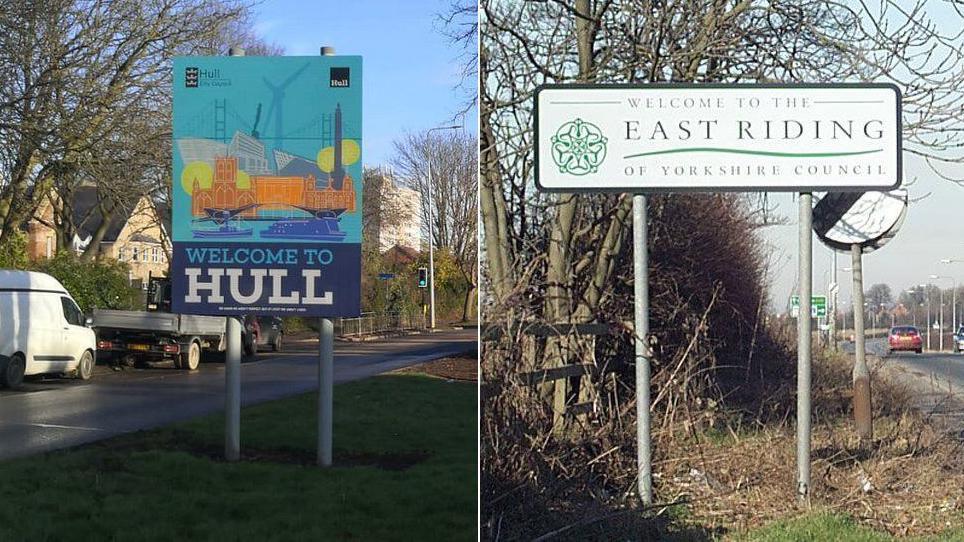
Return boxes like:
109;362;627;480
850;243;871;444
224;46;245;462
534;84;901;504
318;316;334;466
633;194;652;504
813;190;909;448
318;46;336;467
797;193;813;501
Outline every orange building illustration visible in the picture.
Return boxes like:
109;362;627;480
191;156;356;218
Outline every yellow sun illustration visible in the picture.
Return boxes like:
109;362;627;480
316;139;361;173
181;161;213;195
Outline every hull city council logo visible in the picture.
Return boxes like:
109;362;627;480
330;67;350;87
550;118;607;175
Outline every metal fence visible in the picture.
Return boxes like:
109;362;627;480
333;311;426;337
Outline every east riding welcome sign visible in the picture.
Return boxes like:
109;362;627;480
170;56;362;316
535;84;901;192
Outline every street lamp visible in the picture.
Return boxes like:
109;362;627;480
840;267;853;338
938;259;962;331
424;124;463;329
906;288;921;328
930;274;955;351
920;283;934;351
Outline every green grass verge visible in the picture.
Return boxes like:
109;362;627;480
734;512;964;542
0;374;476;541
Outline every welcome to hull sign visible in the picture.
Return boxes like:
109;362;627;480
171;56;362;316
535;84;901;192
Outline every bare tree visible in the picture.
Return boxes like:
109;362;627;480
436;0;478;121
865;283;894;309
392;130;478;321
0;0;271;253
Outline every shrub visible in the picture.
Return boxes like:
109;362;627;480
0;229;30;269
34;253;141;312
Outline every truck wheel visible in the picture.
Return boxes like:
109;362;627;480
1;353;26;389
179;341;201;371
75;351;94;381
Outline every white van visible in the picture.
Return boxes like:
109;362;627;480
0;270;96;388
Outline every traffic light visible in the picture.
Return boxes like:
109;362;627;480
417;267;428;288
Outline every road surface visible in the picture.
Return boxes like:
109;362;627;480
842;338;964;434
0;329;475;461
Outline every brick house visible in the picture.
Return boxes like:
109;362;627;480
27;187;171;286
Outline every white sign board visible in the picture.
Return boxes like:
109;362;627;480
535;84;901;192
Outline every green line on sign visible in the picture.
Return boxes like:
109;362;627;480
623;147;883;159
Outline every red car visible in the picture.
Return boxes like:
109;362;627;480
888;325;922;354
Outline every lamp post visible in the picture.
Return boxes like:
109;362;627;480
906;288;921;328
920;284;932;351
930;274;954;351
424;124;462;329
840;266;853;340
938;259;961;332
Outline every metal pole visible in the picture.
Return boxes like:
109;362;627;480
318;318;334;466
830;250;838;351
633;194;652;505
225;316;241;461
797;193;813;502
927;290;932;351
427;156;437;329
851;244;872;445
940;288;945;352
223;45;244;463
316;45;336;468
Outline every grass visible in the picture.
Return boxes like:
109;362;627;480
0;374;476;541
735;512;964;542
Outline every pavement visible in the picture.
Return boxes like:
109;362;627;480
0;328;476;461
841;337;964;436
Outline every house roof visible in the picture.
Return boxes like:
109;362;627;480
383;244;420;264
69;187;164;243
70;187;123;241
155;202;171;239
129;233;161;244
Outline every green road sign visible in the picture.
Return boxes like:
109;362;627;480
791;295;827;318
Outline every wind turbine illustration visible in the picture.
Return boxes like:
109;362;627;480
262;62;311;168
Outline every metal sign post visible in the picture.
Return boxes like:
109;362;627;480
318;317;334;466
224;47;244;463
633;194;652;505
813;190;907;447
225;315;242;461
850;243;872;445
797;193;813;501
829;252;838;352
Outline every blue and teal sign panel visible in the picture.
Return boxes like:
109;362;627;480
170;55;362;316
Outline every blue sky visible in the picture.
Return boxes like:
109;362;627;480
759;5;964;315
252;0;477;167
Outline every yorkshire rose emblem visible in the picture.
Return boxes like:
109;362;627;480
550;118;607;176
